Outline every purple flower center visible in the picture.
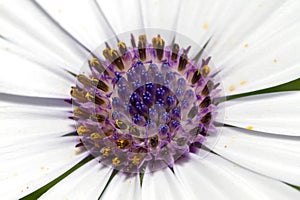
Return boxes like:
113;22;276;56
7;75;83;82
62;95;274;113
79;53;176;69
70;32;220;173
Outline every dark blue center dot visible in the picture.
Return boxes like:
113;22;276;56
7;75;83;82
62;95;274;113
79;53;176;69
128;83;179;128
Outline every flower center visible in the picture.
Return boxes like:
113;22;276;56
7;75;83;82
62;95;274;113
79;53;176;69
70;30;221;173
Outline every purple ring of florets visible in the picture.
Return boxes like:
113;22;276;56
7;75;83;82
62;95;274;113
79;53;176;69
70;34;219;173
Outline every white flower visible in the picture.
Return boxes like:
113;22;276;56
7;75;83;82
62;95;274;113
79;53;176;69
0;0;300;199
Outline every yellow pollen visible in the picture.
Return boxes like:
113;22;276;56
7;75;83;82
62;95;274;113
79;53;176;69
139;34;147;42
112;157;121;166
203;22;209;30
77;126;90;136
273;59;278;63
153;37;164;47
90;132;102;140
244;43;249;48
90;58;100;66
246;126;254;130
70;87;86;102
229;85;236;92
240;80;247;85
101;147;111;157
202;65;210;76
116;139;129;149
224;145;228;149
118;41;126;49
90;78;99;86
132;156;142;165
85;92;94;101
73;107;83;116
115;119;121;127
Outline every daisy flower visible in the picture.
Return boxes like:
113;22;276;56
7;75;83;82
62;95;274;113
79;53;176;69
1;0;300;199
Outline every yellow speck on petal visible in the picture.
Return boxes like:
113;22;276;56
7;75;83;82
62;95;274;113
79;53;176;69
229;85;236;92
40;166;45;170
224;145;228;149
240;80;247;85
244;43;249;48
246;126;254;130
273;58;278;63
203;22;209;30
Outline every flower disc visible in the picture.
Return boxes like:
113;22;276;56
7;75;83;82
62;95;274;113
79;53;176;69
71;29;224;173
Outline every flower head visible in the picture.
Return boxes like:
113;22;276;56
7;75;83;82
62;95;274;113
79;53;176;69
0;0;300;199
71;31;221;173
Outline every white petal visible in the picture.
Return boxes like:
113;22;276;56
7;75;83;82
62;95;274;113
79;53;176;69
142;168;188;200
140;0;181;31
96;0;144;34
0;104;73;146
101;173;141;200
0;137;88;199
36;0;112;51
218;92;300;136
215;0;300;95
176;0;283;56
175;0;300;95
205;127;300;186
0;47;72;98
39;159;112;200
0;0;88;73
174;152;300;200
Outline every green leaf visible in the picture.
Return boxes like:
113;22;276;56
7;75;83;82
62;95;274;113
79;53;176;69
227;78;300;101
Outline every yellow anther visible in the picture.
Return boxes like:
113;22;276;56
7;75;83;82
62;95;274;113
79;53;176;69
112;157;121;166
85;92;94;101
101;147;111;157
115;119;121;126
202;65;210;76
139;34;147;43
116;139;129;149
152;36;164;47
197;69;202;76
118;41;127;55
90;77;98;85
73;107;83;116
118;41;126;49
77;74;91;87
132;155;142;165
103;48;119;60
90;58;100;66
70;87;86;102
77;126;90;136
90;132;102;140
89;58;105;73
